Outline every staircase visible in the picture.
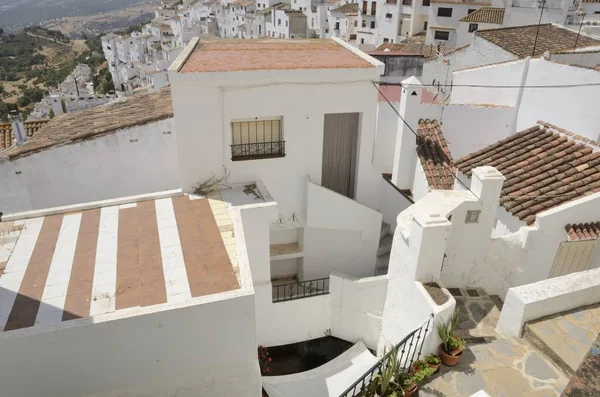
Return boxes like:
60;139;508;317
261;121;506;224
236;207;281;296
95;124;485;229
375;222;392;275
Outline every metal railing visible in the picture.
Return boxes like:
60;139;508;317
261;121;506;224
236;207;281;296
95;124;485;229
231;141;286;161
339;314;434;397
272;277;330;303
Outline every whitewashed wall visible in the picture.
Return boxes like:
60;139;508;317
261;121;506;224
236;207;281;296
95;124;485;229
303;180;382;279
497;267;600;337
0;119;180;214
451;58;526;107
516;58;600;141
548;51;600;68
412;161;430;202
450;58;600;141
441;104;516;159
330;273;387;350
379;199;457;355
422;37;518;87
0;292;261;397
443;179;600;298
374;100;400;174
378;176;413;233
425;3;485;46
170;56;384;219
455;22;499;48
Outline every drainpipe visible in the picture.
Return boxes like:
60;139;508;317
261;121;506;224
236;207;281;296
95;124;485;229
511;56;531;134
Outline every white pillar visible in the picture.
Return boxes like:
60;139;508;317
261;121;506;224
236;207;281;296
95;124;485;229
391;76;423;190
470;166;505;239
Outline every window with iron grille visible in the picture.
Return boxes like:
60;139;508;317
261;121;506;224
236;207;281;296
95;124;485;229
468;23;478;32
231;118;285;161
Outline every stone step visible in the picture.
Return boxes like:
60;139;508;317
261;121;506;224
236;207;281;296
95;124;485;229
375;252;390;275
522;303;600;378
380;222;391;240
377;234;393;256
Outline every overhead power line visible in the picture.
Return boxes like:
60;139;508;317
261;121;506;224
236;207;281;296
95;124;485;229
378;81;600;89
372;81;479;200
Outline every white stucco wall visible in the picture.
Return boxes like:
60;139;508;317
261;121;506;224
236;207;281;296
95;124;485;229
443;178;600;298
497;267;600;337
411;161;430;202
548;51;600;68
516;58;600;141
379;176;413;233
374;99;400;173
451;57;600;142
422;37;518;88
330;273;387;350
426;3;487;46
441;104;516;159
451;57;526;107
0;119;180;215
0;291;261;397
170;46;384;218
303;180;382;279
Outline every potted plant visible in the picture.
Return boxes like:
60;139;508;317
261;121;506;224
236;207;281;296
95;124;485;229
438;308;467;366
397;365;434;397
411;359;427;374
424;353;441;373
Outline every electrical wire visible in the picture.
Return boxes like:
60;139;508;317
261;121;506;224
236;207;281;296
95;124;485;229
374;82;600;202
373;81;480;200
379;81;600;89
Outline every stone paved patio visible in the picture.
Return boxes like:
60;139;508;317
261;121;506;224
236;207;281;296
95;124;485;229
420;289;569;397
524;303;600;373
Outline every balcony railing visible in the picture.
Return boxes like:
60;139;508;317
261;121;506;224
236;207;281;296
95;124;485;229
231;141;286;161
272;277;330;302
339;314;434;397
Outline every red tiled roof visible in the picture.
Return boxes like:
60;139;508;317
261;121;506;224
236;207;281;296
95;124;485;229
0;121;49;149
417;119;455;190
565;222;600;240
459;7;504;24
455;125;600;225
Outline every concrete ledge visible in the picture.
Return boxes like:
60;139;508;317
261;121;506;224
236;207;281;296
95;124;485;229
2;189;183;221
496;267;600;337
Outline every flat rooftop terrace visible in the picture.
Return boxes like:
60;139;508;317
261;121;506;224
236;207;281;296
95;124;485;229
0;193;239;332
179;39;375;73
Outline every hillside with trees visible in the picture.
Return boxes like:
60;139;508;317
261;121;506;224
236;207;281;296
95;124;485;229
0;27;113;121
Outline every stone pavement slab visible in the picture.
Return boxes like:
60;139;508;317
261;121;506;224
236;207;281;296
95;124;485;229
525;304;600;372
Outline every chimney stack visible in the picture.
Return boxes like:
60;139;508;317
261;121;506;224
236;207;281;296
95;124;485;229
7;104;26;146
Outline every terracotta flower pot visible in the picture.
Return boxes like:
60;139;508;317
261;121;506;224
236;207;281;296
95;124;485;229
404;383;418;397
439;344;463;366
428;362;440;373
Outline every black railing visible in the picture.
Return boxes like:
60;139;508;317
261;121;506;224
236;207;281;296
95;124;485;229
339;314;434;397
272;277;330;303
231;141;285;161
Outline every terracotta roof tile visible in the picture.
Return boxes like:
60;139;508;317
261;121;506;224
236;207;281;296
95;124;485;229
459;7;504;24
0;120;50;150
0;88;173;160
416;119;455;190
331;3;359;14
565;222;600;240
374;43;459;59
455;125;600;225
476;24;600;58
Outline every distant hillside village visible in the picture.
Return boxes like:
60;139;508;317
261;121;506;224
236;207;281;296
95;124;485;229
96;0;600;94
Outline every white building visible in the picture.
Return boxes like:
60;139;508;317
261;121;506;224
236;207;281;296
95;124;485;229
455;6;504;46
2;33;600;397
425;0;492;46
423;23;600;89
267;8;308;37
329;3;359;42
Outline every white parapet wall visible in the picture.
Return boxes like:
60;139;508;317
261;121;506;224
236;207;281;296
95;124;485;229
496;267;600;338
329;272;388;350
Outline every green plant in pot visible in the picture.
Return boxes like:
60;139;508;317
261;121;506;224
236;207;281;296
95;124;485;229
424;353;441;373
396;365;434;397
368;345;403;397
438;308;467;366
